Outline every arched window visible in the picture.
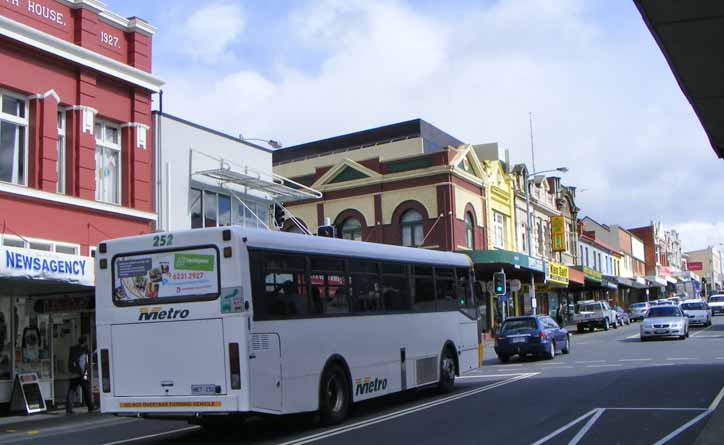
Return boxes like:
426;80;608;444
400;209;423;247
465;212;474;249
341;218;362;241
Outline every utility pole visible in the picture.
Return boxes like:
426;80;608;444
529;112;536;173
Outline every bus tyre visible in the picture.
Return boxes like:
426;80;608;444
438;348;456;393
319;363;350;426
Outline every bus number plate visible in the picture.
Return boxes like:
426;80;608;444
191;385;216;395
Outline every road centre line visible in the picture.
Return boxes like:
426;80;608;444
586;364;621;368
277;373;537;445
459;373;529;378
666;357;697;361
626;334;640;339
575;360;605;364
606;407;706;411
618;358;652;362
690;324;715;337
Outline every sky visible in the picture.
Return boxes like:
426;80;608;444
106;0;724;251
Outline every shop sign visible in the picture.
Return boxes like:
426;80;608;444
551;216;566;252
528;257;545;272
547;262;569;286
1;246;94;286
583;266;602;283
688;262;703;271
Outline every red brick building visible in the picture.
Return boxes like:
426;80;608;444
0;0;162;407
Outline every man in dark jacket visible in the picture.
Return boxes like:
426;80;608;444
66;336;94;414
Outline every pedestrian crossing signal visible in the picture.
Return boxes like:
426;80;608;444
493;271;506;296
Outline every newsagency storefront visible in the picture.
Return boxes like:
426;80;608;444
0;245;94;411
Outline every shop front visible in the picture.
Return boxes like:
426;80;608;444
0;245;94;410
465;249;546;333
536;261;570;322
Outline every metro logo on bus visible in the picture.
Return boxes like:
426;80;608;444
355;377;387;396
137;307;190;321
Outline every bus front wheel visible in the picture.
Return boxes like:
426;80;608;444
438;347;456;393
319;363;350;426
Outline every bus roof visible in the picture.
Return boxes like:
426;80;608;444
238;227;472;267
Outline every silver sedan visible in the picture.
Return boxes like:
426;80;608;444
640;305;689;341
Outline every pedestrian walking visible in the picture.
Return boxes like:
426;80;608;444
556;302;564;326
65;336;95;414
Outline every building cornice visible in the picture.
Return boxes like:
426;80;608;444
0;15;164;92
56;0;156;35
0;182;157;222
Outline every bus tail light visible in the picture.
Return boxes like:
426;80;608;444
100;349;111;393
229;343;241;390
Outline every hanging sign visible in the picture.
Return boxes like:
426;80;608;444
9;373;47;415
551;216;566;252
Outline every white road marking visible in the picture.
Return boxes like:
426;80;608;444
569;408;605;445
666;357;697;361
693;334;724;339
586;364;621;368
690;324;715;337
618;358;652;362
277;373;537;445
575;360;605;364
715;357;724;360
653;384;724;444
529;409;599;445
605;407;706;411
459;373;529;378
97;426;200;445
626;334;640;339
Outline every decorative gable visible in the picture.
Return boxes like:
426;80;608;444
312;158;382;188
329;166;370;183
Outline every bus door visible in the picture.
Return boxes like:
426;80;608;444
456;269;480;372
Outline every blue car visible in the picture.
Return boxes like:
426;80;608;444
494;315;571;362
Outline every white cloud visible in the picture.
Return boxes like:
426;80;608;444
176;2;244;63
156;0;724;251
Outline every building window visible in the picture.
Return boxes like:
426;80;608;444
598;253;602;272
536;221;544;256
0;92;27;185
1;235;79;254
400;209;423;247
464;212;474;249
493;212;505;249
190;187;269;229
94;120;121;204
341;218;362;241
57;110;66;194
190;189;202;228
585;247;589;267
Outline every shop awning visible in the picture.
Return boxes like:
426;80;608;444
617;277;635;288
568;268;585;286
573;266;602;284
665;276;678;284
602;275;619;290
1;246;94;297
646;276;668;287
464;249;546;280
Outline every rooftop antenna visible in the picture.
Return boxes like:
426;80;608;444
529;112;536;172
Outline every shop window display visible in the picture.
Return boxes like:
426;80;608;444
0;299;10;380
14;298;51;379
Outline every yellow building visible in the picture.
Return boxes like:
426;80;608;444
480;158;516;252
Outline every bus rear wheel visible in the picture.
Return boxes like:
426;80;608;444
319;363;350;426
438;347;456;393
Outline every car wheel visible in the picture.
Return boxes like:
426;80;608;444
546;342;555;360
319;363;350;426
685;329;689;339
438;348;456;393
562;335;571;354
641;336;648;342
603;319;610;331
577;325;584;334
498;354;510;363
589;325;595;332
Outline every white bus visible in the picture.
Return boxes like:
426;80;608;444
95;227;481;425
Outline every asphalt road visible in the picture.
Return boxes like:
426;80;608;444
4;317;724;445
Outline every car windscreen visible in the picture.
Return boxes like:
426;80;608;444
501;318;537;334
630;303;646;309
681;302;705;310
646;306;681;318
575;303;600;313
709;296;724;303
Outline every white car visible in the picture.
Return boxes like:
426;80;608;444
629;302;650;321
708;295;724;316
680;299;711;327
574;300;617;332
640;305;689;341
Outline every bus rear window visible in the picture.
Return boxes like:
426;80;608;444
112;246;220;306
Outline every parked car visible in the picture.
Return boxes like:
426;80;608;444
668;296;683;306
613;306;630;325
708;295;724;316
573;300;617;332
494;315;571;362
640;305;689;341
628;302;650;321
680;300;712;327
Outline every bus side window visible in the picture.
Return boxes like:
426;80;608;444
252;252;310;319
381;263;411;311
350;261;383;313
435;267;457;311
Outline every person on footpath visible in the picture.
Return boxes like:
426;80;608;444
66;336;95;414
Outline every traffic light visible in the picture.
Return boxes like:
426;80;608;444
493;271;506;295
273;203;285;228
317;225;336;238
